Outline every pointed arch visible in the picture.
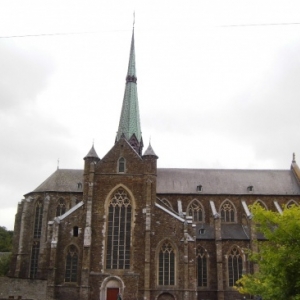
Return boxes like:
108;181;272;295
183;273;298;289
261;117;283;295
196;245;208;287
227;245;244;287
105;185;135;270
156;239;177;286
286;199;298;208
187;199;204;222
254;199;268;210
118;157;126;173
160;198;173;210
220;199;236;223
65;244;78;282
33;198;43;238
56;197;66;216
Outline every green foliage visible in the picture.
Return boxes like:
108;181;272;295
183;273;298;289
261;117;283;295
0;253;11;276
236;204;300;300
0;226;13;252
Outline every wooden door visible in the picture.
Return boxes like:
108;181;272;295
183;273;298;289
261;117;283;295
107;288;119;300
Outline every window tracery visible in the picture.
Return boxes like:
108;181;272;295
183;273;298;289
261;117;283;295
188;199;204;222
158;241;175;286
196;245;208;287
228;246;243;286
220;201;236;223
106;188;132;269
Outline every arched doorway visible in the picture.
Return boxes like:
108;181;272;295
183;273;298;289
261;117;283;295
157;292;175;300
99;276;124;300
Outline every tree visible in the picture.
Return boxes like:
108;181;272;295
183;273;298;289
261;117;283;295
0;226;13;252
235;204;300;300
0;226;13;276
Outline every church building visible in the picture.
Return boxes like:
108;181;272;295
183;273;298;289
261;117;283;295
8;28;300;300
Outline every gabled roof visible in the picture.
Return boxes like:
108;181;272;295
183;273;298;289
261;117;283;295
28;167;300;196
30;169;83;194
157;168;300;195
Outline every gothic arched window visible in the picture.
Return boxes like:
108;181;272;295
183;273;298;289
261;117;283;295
33;199;43;238
254;200;268;210
197;245;208;287
188;199;204;222
228;246;243;286
118;157;125;173
286;200;298;208
220;201;236;223
65;245;78;282
56;198;66;216
106;188;132;269
30;241;40;278
158;241;175;286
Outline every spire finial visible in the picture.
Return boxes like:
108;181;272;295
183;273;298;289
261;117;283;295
92;138;94;146
293;152;296;163
133;11;135;28
57;158;59;170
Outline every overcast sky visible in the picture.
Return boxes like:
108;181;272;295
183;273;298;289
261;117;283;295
1;0;300;230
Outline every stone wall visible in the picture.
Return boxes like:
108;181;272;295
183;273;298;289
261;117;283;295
0;277;48;300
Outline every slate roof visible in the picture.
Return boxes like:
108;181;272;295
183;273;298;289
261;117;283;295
157;168;300;195
31;169;83;194
28;167;300;196
196;223;251;240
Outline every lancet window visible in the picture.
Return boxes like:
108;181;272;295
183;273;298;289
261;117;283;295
56;198;66;216
29;241;40;278
158;241;175;286
197;245;208;287
33;199;43;238
106;188;132;269
118;157;125;173
228;246;243;286
65;245;78;282
188;199;204;222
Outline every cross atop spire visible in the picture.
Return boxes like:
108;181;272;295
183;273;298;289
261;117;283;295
116;28;143;155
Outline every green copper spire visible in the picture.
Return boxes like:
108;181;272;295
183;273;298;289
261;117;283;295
116;28;143;155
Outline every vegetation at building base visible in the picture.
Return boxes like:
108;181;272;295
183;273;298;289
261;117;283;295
0;226;13;276
235;204;300;300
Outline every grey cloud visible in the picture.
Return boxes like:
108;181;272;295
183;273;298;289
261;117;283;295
0;41;53;110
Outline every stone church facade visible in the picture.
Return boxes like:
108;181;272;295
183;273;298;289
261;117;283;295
8;29;300;300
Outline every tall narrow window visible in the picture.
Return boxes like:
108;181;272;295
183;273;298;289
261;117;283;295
197;245;208;287
65;245;78;282
220;201;235;223
228;246;243;286
106;188;132;269
188;199;204;222
158;241;175;286
30;241;40;278
56;198;66;216
118;157;125;173
33;199;43;238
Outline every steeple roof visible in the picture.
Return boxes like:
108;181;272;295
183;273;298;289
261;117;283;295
84;145;99;160
116;28;143;155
